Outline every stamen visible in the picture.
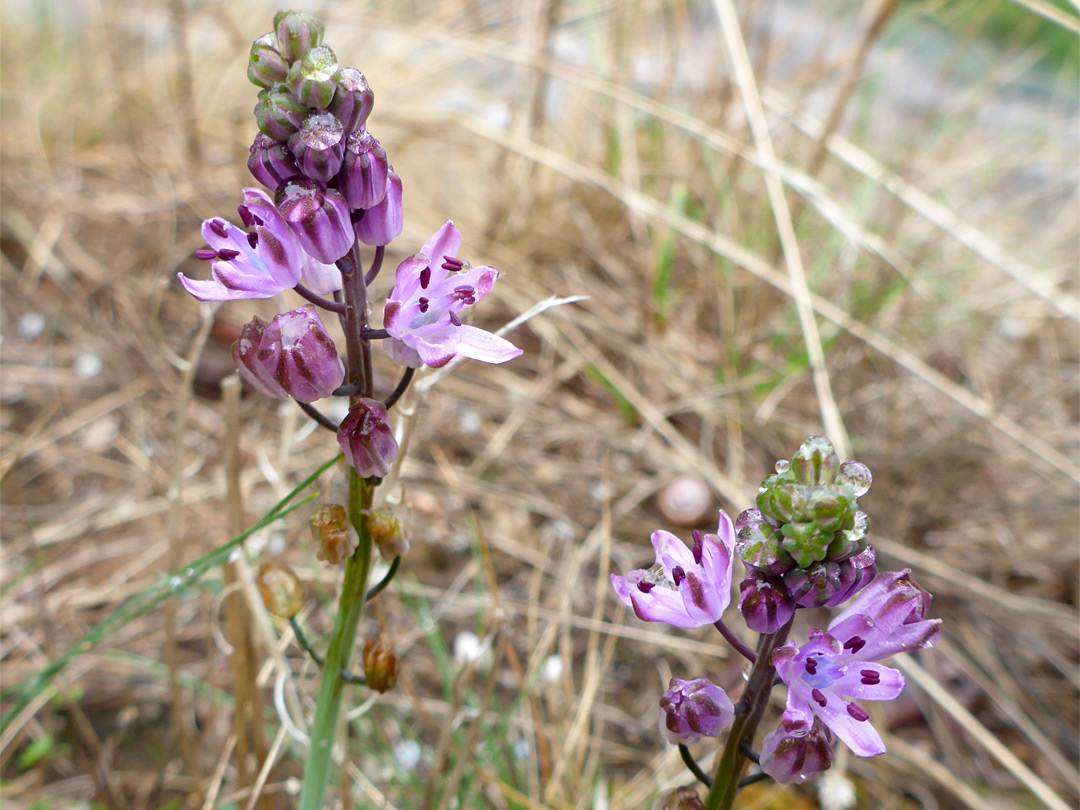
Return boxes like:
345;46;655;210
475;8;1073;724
860;669;880;685
691;530;703;565
194;248;217;261
247;232;259;249
804;657;817;676
419;266;431;289
442;255;464;271
847;703;870;722
208;219;228;239
671;566;686;586
418;297;429;314
449;311;461;326
237;205;255;229
843;636;866;654
217;249;241;261
636;581;655;594
811;689;828;708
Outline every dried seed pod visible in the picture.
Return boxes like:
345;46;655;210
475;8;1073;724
656;476;713;528
362;633;398;692
310;504;358;565
363;506;411;559
257;562;304;618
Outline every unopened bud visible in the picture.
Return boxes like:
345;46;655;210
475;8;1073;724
328;67;374;134
353;170;403;246
288;112;345;183
363;506;411;559
255;86;307;142
362;633;398;692
248;132;300;192
276;177;354;264
339;130;389;210
337;398;399;479
735;508;792;575
738;571;795;634
310;504;358;565
248;33;289;88
274;9;325;63
287;45;339;109
257;562;304;618
790;436;840;486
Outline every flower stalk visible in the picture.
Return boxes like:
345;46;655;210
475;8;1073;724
703;622;791;810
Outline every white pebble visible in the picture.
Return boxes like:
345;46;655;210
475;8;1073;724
75;352;103;378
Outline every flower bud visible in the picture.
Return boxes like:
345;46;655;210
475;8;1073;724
255;85;307;142
339;131;389;210
232;306;345;402
791;436;840;486
362;633;398;692
257;562;304;618
759;717;834;784
288;112;345;183
274;9;325;63
665;788;704;810
738;571;796;634
825;509;869;561
248;133;300;191
353;171;403;246
779;520;831;569
276;177;354;263
310;504;358;565
286;45;338;109
735;508;792;575
658;677;734;745
248;33;290;88
328;67;374;134
337;398;399;478
363;506;412;559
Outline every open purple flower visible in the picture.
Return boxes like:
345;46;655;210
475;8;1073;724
771;570;941;758
382;221;522;368
658;677;735;745
610;511;736;629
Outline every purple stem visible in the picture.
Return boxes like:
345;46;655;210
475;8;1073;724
364;245;385;287
383;366;415;410
361;328;389;340
714;619;757;663
294;283;348;315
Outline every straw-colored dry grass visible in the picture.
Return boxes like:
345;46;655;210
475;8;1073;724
1;1;1077;808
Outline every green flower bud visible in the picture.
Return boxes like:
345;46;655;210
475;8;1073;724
780;521;831;569
274;9;325;63
286;45;339;110
825;510;869;561
255;85;306;141
248;33;289;88
791;436;840;486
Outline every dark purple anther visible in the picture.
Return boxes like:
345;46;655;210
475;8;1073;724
671;566;686;586
804;657;817;676
217;249;241;261
636;581;655;594
209;220;228;239
417;297;429;314
847;703;870;722
442;256;464;271
419;267;431;289
843;636;866;654
860;669;880;685
246;232;259;249
194;249;217;261
811;689;827;707
691;530;704;565
238;205;256;229
449;311;461;327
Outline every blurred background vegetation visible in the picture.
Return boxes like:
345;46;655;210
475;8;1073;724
1;1;1077;808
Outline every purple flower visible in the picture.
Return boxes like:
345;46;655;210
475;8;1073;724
276;177;354;264
658;677;734;745
337;398;399;478
610;511;736;629
382;221;522;369
248;132;299;192
771;570;941;758
759;717;834;784
232;305;345;402
738;570;795;634
180;190;304;301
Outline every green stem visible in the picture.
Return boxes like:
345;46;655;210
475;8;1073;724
702;621;792;810
297;469;373;810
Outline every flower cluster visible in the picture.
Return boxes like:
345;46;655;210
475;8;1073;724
178;9;521;478
611;438;941;793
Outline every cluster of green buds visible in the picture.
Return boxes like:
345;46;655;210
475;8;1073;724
735;437;876;632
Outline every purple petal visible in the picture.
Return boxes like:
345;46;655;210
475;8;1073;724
835;663;905;701
651;530;698;578
421;220;461;267
812;693;886;758
178;273;265;301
